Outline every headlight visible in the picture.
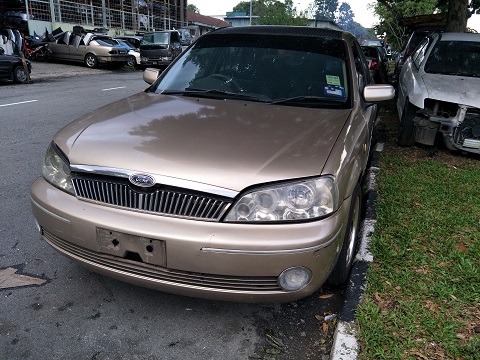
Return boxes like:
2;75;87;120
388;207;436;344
225;176;338;222
42;142;74;195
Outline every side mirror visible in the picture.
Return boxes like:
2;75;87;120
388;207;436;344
143;67;161;84
364;84;395;102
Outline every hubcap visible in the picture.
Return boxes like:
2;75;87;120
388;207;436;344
16;69;27;82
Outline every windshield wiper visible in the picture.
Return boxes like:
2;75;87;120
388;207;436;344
269;96;345;106
161;88;260;101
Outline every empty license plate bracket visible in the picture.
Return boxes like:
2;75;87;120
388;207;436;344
97;228;166;266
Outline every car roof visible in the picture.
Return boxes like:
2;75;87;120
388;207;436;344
438;32;480;42
207;25;347;40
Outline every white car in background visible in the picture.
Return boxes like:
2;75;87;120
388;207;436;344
397;32;480;153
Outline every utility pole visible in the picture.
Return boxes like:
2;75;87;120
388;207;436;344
249;0;252;25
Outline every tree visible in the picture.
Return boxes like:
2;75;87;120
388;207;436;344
232;0;308;25
187;4;200;13
337;2;354;30
233;0;264;16
438;0;480;31
375;0;480;44
313;0;338;21
374;0;438;50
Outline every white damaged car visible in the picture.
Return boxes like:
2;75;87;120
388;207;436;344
397;32;480;153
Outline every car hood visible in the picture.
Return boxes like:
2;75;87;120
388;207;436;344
55;93;351;192
421;73;480;107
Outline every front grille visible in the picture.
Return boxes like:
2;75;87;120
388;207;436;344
42;229;281;292
71;176;231;221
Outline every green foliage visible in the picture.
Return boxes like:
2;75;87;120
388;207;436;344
373;0;438;50
187;4;199;13
313;0;339;21
374;0;480;50
336;2;371;36
258;0;308;25
357;144;480;359
232;0;308;25
233;0;263;16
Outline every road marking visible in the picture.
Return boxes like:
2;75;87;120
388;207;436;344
0;99;38;107
102;86;127;91
0;267;47;289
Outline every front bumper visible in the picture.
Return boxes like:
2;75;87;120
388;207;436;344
140;58;172;67
30;177;349;302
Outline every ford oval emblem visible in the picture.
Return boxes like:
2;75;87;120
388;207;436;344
129;173;156;187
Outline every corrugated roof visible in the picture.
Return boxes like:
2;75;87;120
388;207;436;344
187;11;231;28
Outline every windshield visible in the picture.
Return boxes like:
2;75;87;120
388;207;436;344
424;40;480;76
141;32;169;45
152;33;350;107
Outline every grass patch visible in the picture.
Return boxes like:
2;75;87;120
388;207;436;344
357;142;480;359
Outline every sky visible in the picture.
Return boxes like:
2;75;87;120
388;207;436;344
188;0;480;32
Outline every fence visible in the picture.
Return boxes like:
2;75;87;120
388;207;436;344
24;0;186;35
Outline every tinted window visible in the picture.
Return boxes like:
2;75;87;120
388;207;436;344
361;46;378;58
425;40;480;76
154;34;350;107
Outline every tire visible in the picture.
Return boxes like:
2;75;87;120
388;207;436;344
127;55;136;67
84;53;98;68
12;65;28;83
398;101;417;146
328;184;362;285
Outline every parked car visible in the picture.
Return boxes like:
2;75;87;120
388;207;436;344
139;30;182;69
397;32;480;153
30;26;394;302
114;38;140;67
361;45;389;84
47;31;129;68
360;38;385;48
393;28;445;84
0;47;31;83
114;35;142;49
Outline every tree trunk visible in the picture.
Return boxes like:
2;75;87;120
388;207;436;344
446;0;468;32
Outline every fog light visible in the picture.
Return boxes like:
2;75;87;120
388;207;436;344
278;267;312;291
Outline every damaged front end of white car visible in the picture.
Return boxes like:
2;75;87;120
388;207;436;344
411;99;480;153
397;32;480;154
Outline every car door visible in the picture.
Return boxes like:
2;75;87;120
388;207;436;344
49;33;71;60
0;52;14;77
397;36;432;117
352;40;377;167
68;34;88;62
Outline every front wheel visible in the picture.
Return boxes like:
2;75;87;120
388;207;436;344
398;101;417;146
84;53;98;68
328;184;362;285
127;55;136;67
12;65;28;83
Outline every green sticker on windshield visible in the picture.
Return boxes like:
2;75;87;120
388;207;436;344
326;75;341;86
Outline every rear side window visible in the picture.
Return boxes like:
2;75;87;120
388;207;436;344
411;37;431;68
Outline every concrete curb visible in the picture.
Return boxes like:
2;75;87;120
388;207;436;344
330;137;384;360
